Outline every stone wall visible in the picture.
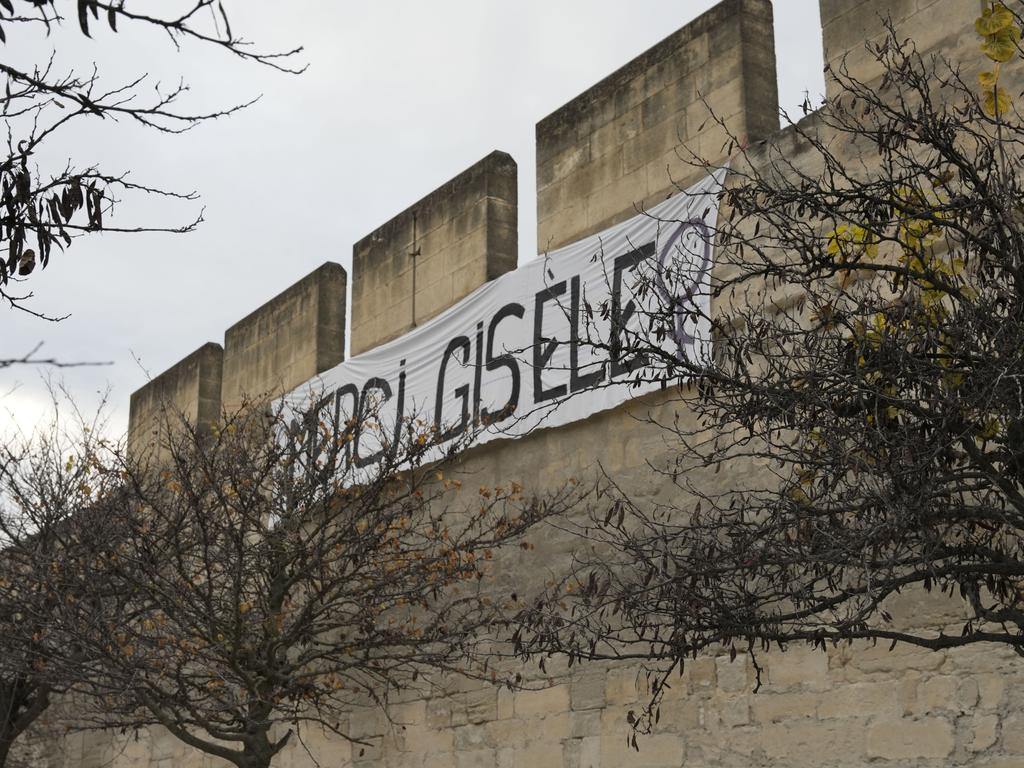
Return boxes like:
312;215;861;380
536;0;777;252
127;262;347;457
220;261;347;411
819;0;985;99
350;150;518;355
126;342;223;459
37;1;1024;767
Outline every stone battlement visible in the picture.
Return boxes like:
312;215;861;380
128;0;781;452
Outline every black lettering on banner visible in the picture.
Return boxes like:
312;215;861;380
435;336;471;442
391;359;407;456
473;321;484;425
533;280;568;403
481;302;524;424
611;242;654;378
569;275;605;393
333;383;360;468
303;394;333;469
353;376;393;468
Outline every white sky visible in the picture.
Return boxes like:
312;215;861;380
2;0;824;438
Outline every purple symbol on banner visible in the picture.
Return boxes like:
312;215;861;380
653;219;712;358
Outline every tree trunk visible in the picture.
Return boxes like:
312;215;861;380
0;679;50;768
237;727;282;768
0;732;13;768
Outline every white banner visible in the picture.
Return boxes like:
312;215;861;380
279;168;726;472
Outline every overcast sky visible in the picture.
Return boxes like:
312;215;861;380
2;1;824;438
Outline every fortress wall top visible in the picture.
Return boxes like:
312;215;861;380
350;151;517;355
535;0;778;253
820;0;986;100
126;342;223;460
220;262;347;410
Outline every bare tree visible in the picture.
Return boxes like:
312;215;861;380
0;391;116;766
514;1;1024;735
0;1;302;317
46;400;577;768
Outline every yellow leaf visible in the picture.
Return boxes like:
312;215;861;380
983;86;1012;115
978;417;1001;440
976;4;1015;36
826;223;877;261
825;224;849;256
982;25;1021;62
787;486;810;506
983;36;1015;62
979;70;999;88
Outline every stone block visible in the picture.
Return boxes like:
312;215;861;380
349;707;383;740
484;718;530;751
351;151;517;354
660;698;705;732
578;736;600;768
453;725;487;751
978;674;1007;710
536;0;778;251
220;261;346;409
866;718;955;760
404;724;454;755
452;687;498;726
689;657;717;690
570;709;602;738
974;759;1024;768
762;720;866;765
456;749;497;768
513;684;569;719
425;697;452;729
970;714;999;753
497;687;515;720
600;728;684;768
571;671;607;711
768;647;829;690
391;700;427;727
1003;712;1024;753
820;0;980;100
605;668;643;705
817;682;898;719
513;743;567;768
715;655;748;693
127;342;223;461
916;675;967;714
750;692;820;723
718;695;750;727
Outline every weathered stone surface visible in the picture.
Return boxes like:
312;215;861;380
570;671;606;711
351;151;517;355
220;261;346;410
820;0;984;100
514;685;570;720
970;714;1000;753
715;655;748;693
817;682;898;720
536;0;778;251
866;718;956;760
127;341;223;460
